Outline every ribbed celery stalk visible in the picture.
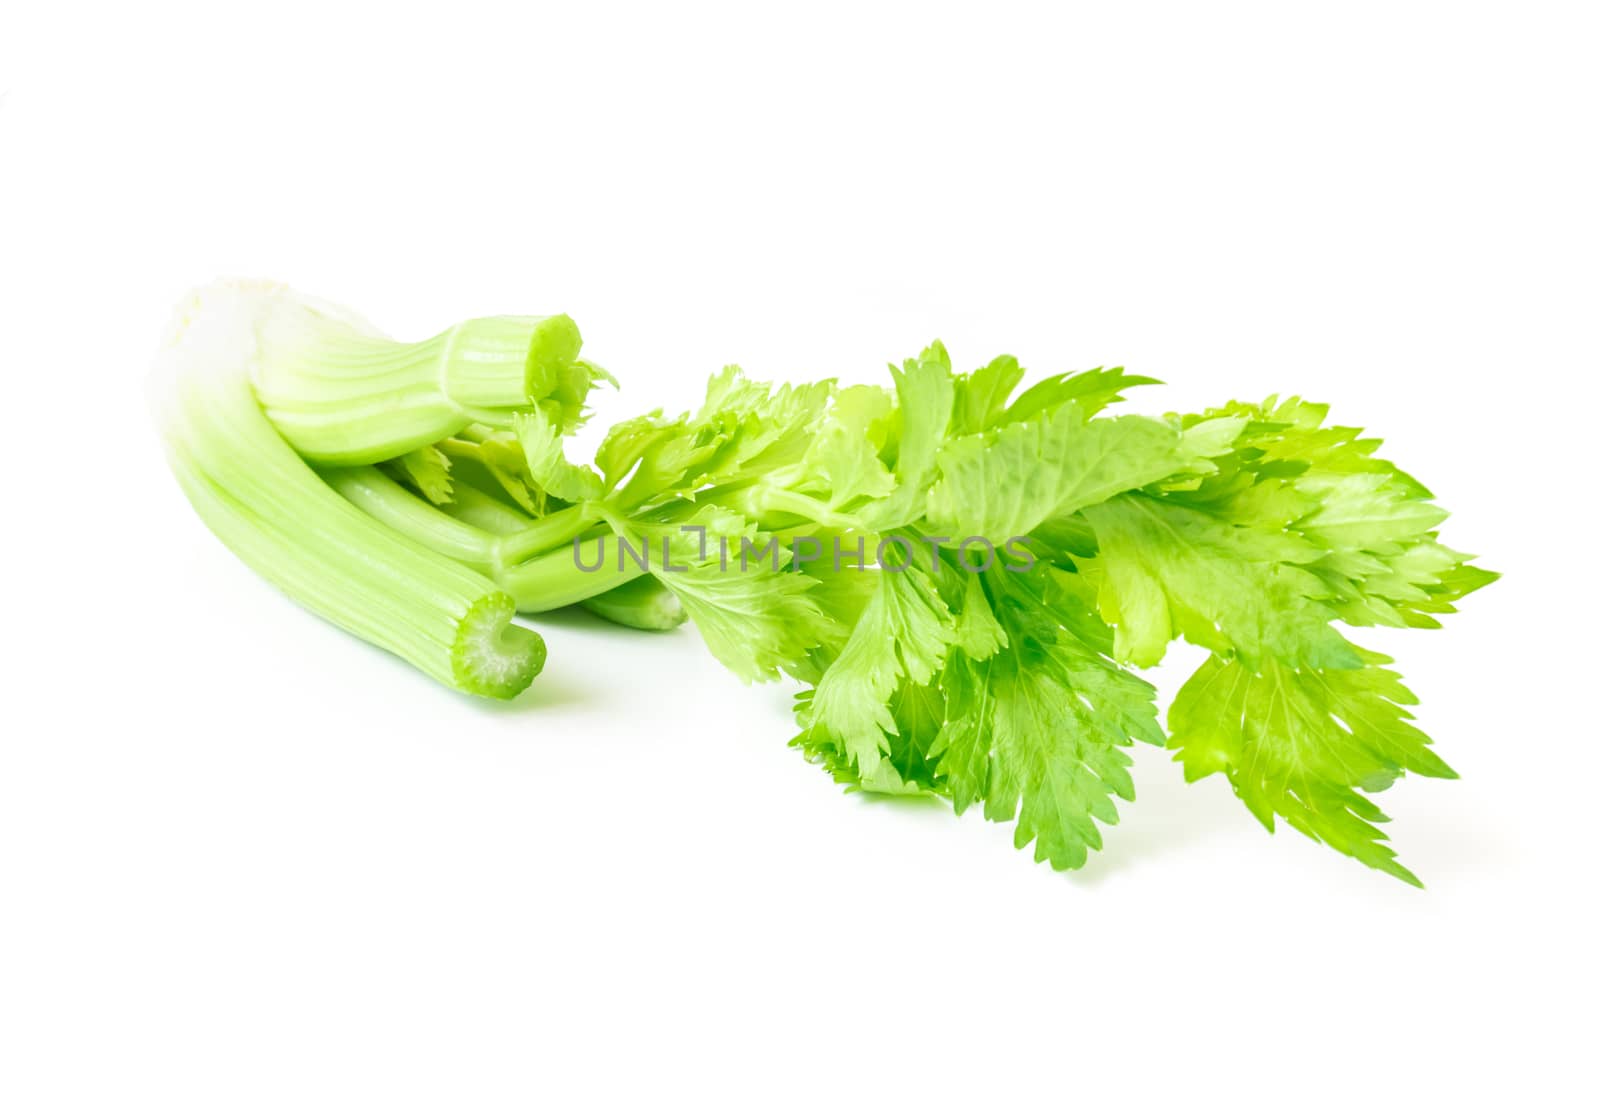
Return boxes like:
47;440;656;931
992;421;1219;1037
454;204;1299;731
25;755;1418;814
321;465;503;567
321;466;641;612
155;284;546;699
583;576;687;631
438;481;541;536
236;282;585;464
500;535;652;612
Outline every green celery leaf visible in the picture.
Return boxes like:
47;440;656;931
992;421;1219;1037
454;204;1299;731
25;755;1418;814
640;508;841;684
1080;493;1359;669
951;354;1025;435
926;405;1211;545
512;406;605;503
885;680;946;792
1168;646;1457;886
1001;366;1161;423
857;343;955;530
387;445;454;505
929;566;1163;867
814;418;896;511
795;561;957;790
1163;396;1496;628
438;431;547;516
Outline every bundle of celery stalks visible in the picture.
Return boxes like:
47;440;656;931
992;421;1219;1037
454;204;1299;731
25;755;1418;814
155;281;1493;882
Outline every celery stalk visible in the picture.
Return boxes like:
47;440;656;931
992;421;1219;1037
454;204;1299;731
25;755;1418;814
582;576;688;631
228;282;584;464
155;284;546;699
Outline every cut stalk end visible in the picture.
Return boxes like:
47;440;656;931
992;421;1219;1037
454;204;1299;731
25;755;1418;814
452;592;546;699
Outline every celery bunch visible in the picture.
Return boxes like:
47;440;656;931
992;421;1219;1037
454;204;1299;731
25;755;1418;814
155;282;1493;882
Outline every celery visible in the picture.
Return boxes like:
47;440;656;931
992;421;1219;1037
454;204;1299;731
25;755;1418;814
155;282;1494;881
154;284;546;699
239;283;588;464
582;576;688;631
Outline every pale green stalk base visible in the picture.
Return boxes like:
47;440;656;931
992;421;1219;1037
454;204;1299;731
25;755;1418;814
501;535;650;612
155;284;546;699
229;282;583;464
582;576;688;631
323;466;648;613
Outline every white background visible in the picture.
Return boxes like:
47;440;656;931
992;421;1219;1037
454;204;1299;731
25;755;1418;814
3;3;1596;1094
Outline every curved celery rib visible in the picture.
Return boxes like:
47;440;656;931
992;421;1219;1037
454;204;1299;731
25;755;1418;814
155;289;546;699
324;467;628;611
500;535;649;612
237;283;584;464
328;463;679;622
322;466;503;567
439;481;542;536
583;575;687;631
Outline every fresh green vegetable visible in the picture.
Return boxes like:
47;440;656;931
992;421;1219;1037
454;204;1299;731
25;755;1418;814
154;284;547;699
243;283;600;463
155;282;1494;883
582;575;687;631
